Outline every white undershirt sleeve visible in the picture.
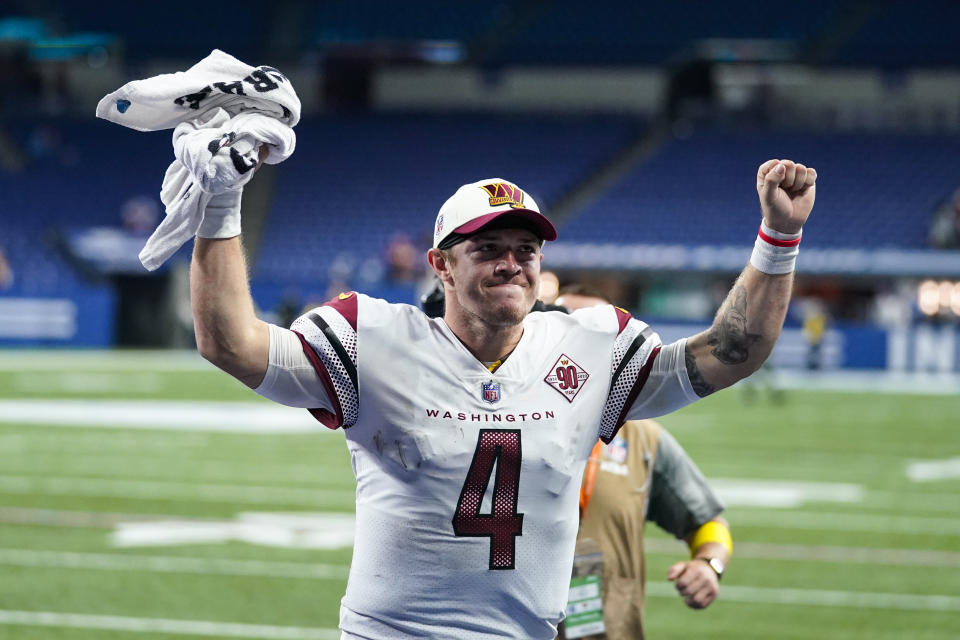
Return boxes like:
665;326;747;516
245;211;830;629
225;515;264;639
623;337;700;420
253;323;336;411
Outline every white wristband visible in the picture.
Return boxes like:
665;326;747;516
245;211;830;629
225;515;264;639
197;189;242;239
750;220;801;274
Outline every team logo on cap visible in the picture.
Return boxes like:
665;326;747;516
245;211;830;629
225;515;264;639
480;182;526;209
436;214;443;234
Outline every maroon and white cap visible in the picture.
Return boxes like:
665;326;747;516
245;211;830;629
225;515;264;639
432;178;558;249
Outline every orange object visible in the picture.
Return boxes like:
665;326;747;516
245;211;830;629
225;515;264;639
579;440;604;517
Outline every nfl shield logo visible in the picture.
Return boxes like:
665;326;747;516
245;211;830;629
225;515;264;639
605;438;628;463
481;381;501;404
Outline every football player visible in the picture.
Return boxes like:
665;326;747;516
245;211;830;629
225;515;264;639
190;158;815;638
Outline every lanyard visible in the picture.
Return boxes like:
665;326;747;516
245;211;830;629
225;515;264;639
579;440;604;518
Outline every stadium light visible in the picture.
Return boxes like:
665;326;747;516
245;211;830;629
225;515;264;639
918;280;940;316
939;281;954;314
919;279;960;317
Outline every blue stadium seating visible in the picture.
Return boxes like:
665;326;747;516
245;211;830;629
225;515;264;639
493;1;843;65
43;3;268;62
0;119;170;293
4;116;958;297
307;1;841;64
313;1;507;43
308;1;960;67
16;1;959;68
254;113;642;285
560;126;960;249
831;1;960;67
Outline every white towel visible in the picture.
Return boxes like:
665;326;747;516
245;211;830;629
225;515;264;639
97;50;300;271
96;48;300;134
138;108;296;271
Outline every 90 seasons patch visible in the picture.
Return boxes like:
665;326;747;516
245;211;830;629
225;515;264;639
544;354;590;403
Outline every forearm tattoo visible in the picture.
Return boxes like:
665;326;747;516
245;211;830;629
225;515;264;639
707;284;762;365
685;343;716;397
685;283;765;398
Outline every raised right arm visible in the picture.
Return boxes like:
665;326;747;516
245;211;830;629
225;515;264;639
191;236;270;388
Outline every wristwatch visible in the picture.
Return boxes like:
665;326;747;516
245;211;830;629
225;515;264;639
698;556;725;580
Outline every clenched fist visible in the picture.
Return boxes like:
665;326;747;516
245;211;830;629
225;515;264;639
667;558;720;610
756;159;817;235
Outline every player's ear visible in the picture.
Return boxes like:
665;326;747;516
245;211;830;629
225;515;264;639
428;248;452;282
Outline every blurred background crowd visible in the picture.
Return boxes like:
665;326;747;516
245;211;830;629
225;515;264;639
1;0;959;378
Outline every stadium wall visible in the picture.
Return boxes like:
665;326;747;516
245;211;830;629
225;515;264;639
654;323;958;373
0;289;115;347
372;66;960;131
3;297;958;374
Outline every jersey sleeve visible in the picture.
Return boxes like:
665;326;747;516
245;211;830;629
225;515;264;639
646;427;725;539
620;337;700;423
254;323;337;414
596;307;663;443
598;308;700;443
287;291;360;429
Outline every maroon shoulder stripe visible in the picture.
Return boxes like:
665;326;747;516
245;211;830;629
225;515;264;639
602;345;661;444
614;306;632;335
323;292;359;331
292;329;344;430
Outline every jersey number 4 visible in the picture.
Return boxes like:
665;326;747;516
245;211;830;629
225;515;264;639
452;429;524;570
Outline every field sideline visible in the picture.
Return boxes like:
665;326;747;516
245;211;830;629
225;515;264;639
0;351;957;639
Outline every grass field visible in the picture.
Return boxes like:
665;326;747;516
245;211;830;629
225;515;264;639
0;350;957;639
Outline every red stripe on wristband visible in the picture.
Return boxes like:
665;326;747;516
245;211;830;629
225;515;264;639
758;225;801;247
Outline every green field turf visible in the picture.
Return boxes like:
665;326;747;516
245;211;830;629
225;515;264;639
0;350;958;638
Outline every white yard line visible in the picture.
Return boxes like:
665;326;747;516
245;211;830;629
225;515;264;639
111;513;357;550
647;582;960;611
0;454;328;485
12;372;163;393
14;526;951;573
0;506;197;528
1;486;957;535
0;610;340;639
709;478;863;508
2;581;956;639
644;538;960;568
0;549;348;579
906;457;960;482
728;508;960;536
5;538;957;579
863;490;960;514
770;370;960;396
0;433;212;454
0;475;354;506
0;399;326;433
0;350;210;371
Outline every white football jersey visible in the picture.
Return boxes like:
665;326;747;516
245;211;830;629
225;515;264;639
278;292;697;639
